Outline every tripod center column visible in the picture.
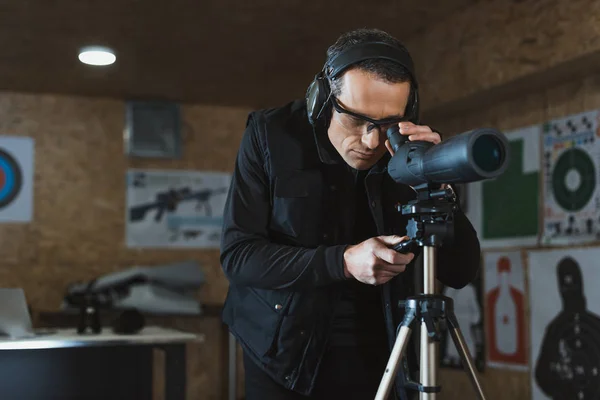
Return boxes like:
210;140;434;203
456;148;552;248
423;246;436;294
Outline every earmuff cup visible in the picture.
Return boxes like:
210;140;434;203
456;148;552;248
305;71;331;127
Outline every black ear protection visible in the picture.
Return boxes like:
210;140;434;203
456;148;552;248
306;41;420;128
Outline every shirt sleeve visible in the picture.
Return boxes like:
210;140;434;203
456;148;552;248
219;113;349;290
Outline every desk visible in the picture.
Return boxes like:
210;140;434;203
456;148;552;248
39;308;234;400
0;326;202;400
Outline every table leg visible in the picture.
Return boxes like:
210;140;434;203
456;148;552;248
228;332;237;400
162;344;186;400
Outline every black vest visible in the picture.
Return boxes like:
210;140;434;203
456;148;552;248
222;100;419;399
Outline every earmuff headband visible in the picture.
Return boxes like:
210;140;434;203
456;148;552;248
325;42;418;88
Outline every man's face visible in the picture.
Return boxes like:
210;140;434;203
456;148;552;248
327;68;411;170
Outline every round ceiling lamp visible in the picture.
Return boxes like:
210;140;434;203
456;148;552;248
78;46;116;66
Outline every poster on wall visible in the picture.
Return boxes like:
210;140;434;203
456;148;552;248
126;169;231;248
541;109;600;246
529;247;600;400
466;125;541;249
439;272;485;372
0;136;34;223
483;251;528;371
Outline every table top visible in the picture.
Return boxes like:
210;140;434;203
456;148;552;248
0;326;203;350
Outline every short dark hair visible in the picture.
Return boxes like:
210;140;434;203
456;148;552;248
325;28;414;97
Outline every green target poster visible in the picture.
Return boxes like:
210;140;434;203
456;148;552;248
541;110;600;245
466;125;541;249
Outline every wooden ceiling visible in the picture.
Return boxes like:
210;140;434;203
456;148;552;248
1;0;480;108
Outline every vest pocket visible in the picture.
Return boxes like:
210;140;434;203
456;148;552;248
233;287;293;358
270;170;323;245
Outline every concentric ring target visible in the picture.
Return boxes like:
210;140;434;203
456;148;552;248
552;148;596;211
0;148;23;208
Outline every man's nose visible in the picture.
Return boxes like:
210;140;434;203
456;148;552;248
362;128;381;150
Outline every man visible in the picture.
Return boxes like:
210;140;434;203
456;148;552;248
220;28;481;400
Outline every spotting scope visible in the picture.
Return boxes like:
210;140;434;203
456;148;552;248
386;126;510;187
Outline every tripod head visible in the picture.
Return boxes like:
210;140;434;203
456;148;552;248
393;182;460;255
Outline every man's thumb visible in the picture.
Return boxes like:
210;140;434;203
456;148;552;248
378;235;409;246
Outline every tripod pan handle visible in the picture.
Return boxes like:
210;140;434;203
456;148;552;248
393;239;418;254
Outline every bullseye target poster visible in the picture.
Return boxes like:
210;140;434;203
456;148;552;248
528;247;600;400
541;109;600;245
0;136;34;222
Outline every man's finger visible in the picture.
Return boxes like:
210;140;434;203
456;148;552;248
377;262;408;274
374;246;415;265
408;132;442;144
377;235;409;246
399;123;433;135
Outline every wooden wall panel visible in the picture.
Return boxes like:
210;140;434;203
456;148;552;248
0;91;252;399
406;0;600;116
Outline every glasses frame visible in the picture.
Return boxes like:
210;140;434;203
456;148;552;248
330;96;410;134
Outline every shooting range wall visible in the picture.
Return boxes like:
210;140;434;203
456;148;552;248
0;91;251;399
409;0;600;398
426;71;600;400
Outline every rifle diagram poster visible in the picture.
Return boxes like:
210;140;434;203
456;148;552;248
541;109;600;246
529;247;600;400
466;125;541;249
0;136;34;223
439;273;485;372
126;169;231;248
484;251;528;371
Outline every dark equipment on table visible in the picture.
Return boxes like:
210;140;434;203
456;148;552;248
63;261;205;335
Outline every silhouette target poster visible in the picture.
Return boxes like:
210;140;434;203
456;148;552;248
529;247;600;400
484;251;528;371
126;169;231;248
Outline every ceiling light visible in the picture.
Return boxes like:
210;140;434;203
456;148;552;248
78;46;116;66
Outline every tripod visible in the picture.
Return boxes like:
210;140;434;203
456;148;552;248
375;184;487;400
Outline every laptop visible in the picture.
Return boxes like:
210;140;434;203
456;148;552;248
0;288;48;338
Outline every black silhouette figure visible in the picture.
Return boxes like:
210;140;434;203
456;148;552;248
535;257;600;399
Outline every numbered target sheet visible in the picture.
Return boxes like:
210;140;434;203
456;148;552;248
542;110;600;245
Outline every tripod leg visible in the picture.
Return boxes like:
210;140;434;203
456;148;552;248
375;325;413;400
446;315;487;400
419;320;439;400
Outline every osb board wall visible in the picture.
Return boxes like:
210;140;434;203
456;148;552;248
0;91;252;400
425;73;600;399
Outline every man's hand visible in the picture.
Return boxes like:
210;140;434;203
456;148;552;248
343;235;415;285
385;122;442;156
